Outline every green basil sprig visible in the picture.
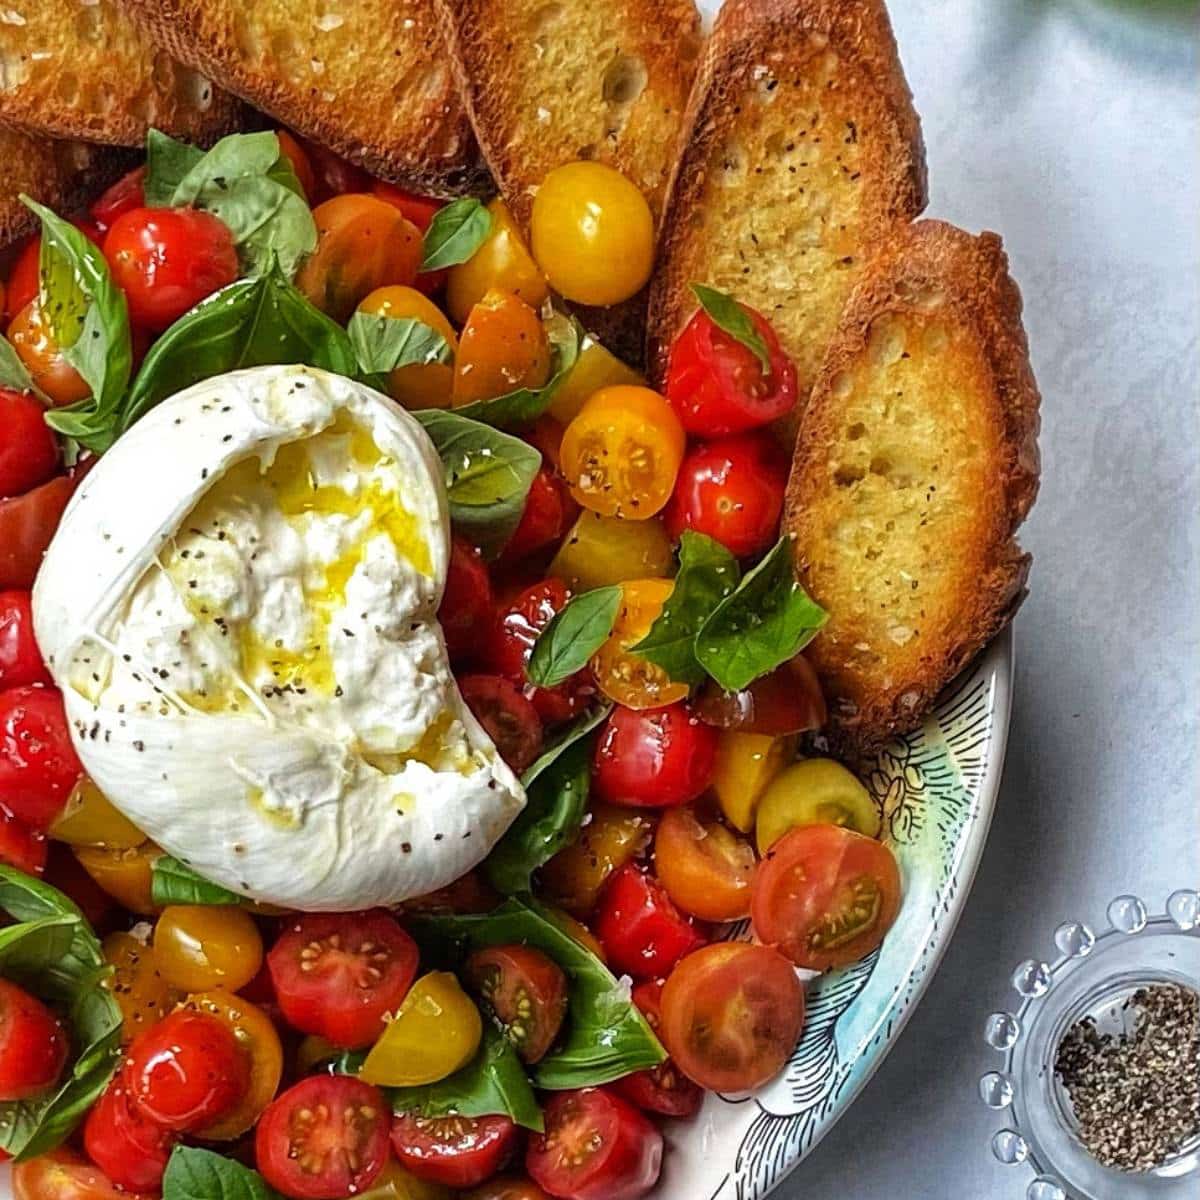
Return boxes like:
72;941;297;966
151;856;244;907
163;1146;281;1200
692;282;771;374
421;197;492;272
526;586;621;688
347;310;453;381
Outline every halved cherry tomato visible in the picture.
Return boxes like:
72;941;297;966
256;1075;390;1199
275;130;316;200
465;944;568;1064
526;1087;662;1200
103;207;239;331
89;166;147;232
498;467;578;566
153;904;264;993
0;685;81;829
654;806;755;922
663;433;788;558
358;285;458;409
50;775;145;849
101;930;178;1044
439;535;493;664
710;731;795;833
73;842;160;915
659;942;804;1092
453;290;550;407
459;674;543;774
299;137;372;202
0;806;46;876
590;579;689;710
549;511;674;593
611;979;702;1118
4;237;40;324
560;386;685;520
0;392;58;500
82;1077;176;1193
446;198;547;326
8;300;91;406
268;909;419;1048
465;1177;551;1200
592;702;717;809
539;803;654;917
12;1147;154;1200
0;590;50;687
665;302;798;435
548;336;644;426
0;473;77;589
403;869;499;917
391;1112;519;1190
754;758;880;853
751;823;901;970
0;978;68;1099
695;653;827;736
595;864;706;979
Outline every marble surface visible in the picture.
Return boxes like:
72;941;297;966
779;2;1200;1197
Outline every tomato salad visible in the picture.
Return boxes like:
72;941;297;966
0;129;902;1200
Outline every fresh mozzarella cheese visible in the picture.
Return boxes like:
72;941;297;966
34;365;525;911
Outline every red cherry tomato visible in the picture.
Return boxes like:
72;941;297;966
43;842;115;931
0;389;59;500
267;909;418;1048
0;686;81;830
592;702;717;809
439;535;494;664
12;1147;154;1200
694;653;826;736
595;864;706;979
0;472;77;590
82;1076;176;1193
665;302;798;436
256;1075;390;1200
465;944;568;1064
0;806;46;876
403;868;500;917
4;237;39;324
0;590;51;688
499;467;579;565
0;977;68;1099
391;1111;520;1190
526;1088;662;1200
663;433;788;558
103;207;239;331
371;183;448;293
275;130;317;201
611;979;702;1118
299;138;372;203
459;674;544;774
124;1008;249;1131
89;167;147;233
751;823;902;971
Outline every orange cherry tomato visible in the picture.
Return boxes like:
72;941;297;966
357;285;458;410
13;1147;154;1200
153;904;264;994
654;806;756;922
101;930;180;1045
560;386;685;519
659;942;804;1092
446;197;548;326
73;842;161;915
539;802;654;917
751;823;901;971
297;194;422;322
465;1177;551;1200
275;129;316;200
7;300;91;406
452;289;550;407
590;578;689;710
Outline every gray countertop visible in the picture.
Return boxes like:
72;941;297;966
782;2;1200;1197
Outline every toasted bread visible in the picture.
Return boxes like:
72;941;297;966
120;0;487;196
646;0;927;398
785;220;1041;756
0;0;242;146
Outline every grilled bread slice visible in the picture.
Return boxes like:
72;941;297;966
0;0;242;146
120;0;486;195
647;0;927;398
786;220;1041;756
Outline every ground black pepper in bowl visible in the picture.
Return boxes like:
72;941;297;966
1053;982;1200;1172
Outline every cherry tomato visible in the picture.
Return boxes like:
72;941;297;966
89;166;147;232
12;1148;153;1200
465;1177;551;1200
611;979;702;1119
49;775;145;849
44;842;116;931
499;467;578;566
540;803;654;917
560;386;685;520
754;758;879;853
0;977;68;1099
660;942;804;1092
465;944;568;1064
371;182;448;294
298;137;372;201
751;823;902;970
0;685;81;829
391;1112;519;1190
403;869;499;917
361;1160;461;1199
268;909;419;1048
0;392;58;499
453;290;550;407
592;702;717;809
530;163;653;307
447;198;548;326
275;130;316;200
73;842;160;915
438;536;493;664
654;806;756;922
101;930;178;1044
0;590;49;688
153;903;264;993
8;300;91;406
590;579;689;710
663;433;788;558
665;302;798;435
82;1076;176;1193
256;1075;390;1199
695;653;827;736
124;1008;249;1131
0;805;46;875
710;731;795;833
358;285;458;409
459;674;543;774
526;1087;662;1200
595;864;706;979
548;336;644;426
548;511;674;594
103;207;239;331
0;473;76;589
4;237;39;323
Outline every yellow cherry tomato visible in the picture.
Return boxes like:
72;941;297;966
548;335;645;424
530;162;654;307
755;758;880;854
177;989;283;1140
50;775;146;848
591;578;690;710
540;803;655;917
549;510;675;592
359;972;482;1087
8;299;91;406
357;285;458;410
153;905;264;993
453;289;551;407
446;197;548;325
711;731;796;833
102;930;180;1044
358;1160;455;1200
74;842;161;915
560;385;685;519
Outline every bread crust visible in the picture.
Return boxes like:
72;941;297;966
786;219;1041;757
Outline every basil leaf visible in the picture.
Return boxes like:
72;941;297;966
691;282;771;374
121;263;357;433
347;310;453;376
519;701;612;790
163;1146;281;1200
23;197;133;453
144;129;203;205
152;857;244;907
413;409;541;557
629;531;740;685
0;916;80;978
526;586;621;688
411;897;665;1089
694;536;829;691
455;313;582;428
421;197;492;271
